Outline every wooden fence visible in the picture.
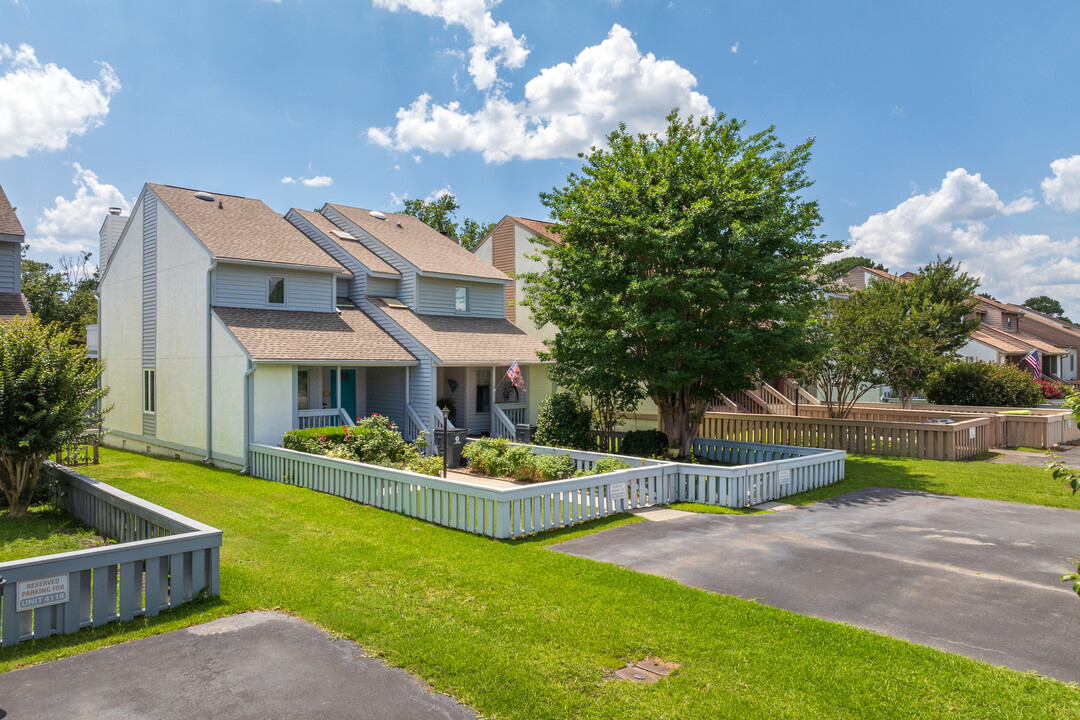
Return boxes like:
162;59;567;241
0;463;222;648
247;440;845;538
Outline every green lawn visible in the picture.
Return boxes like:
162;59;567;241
0;505;103;562
784;453;1078;509
1;448;1078;719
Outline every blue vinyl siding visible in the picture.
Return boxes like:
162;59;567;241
366;277;399;298
214;265;333;311
365;367;408;433
0;240;19;293
417;277;504;318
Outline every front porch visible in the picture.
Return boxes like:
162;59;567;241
435;364;547;439
294;364;413;434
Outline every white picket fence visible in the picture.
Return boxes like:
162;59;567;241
248;439;845;539
0;463;222;648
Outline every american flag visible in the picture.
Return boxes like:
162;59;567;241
1022;348;1041;377
506;361;525;390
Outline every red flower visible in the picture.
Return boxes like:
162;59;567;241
318;435;327;441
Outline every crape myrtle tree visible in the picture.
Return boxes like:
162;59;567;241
522;111;839;457
0;316;107;517
861;258;980;408
798;296;884;418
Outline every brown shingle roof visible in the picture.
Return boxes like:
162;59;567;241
0;293;30;320
149;184;346;272
0;185;25;237
326;204;508;281
293;209;400;277
978;295;1020;313
970;326;1066;356
509;216;561;243
369;298;545;365
213;305;416;363
1009;305;1080;348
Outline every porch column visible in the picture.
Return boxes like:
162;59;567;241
490;365;497;435
336;365;342;416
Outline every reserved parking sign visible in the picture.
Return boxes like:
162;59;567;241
17;575;68;611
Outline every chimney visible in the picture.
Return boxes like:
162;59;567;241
99;208;130;269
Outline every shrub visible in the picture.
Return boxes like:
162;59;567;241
1035;379;1068;400
585;457;633;476
620;430;669;459
0;316;107;516
924;361;1043;407
529;453;577;482
534;392;592;450
281;414;441;477
461;437;511;476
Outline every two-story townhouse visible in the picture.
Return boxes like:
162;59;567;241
837;266;1068;377
0;184;31;320
1007;303;1080;384
97;184;548;469
97;183;420;468
288;204;549;438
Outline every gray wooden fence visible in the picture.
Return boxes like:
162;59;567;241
248;439;845;539
0;463;222;647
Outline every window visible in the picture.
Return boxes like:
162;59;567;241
455;286;468;312
297;370;309;410
143;369;156;414
1005;316;1013;329
268;275;285;305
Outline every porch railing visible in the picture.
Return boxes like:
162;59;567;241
492;404;517;439
497;403;528;426
296;408;354;430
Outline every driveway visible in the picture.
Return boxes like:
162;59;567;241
0;612;476;720
553;488;1080;683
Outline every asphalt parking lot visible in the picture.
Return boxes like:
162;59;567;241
554;487;1080;682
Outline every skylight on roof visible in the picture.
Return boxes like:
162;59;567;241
380;296;407;308
332;229;357;241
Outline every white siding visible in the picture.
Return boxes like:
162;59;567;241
418;277;505;318
253;364;295;447
960;337;1001;364
366;366;408;433
473;235;492;264
214;265;334;311
210;314;248;465
99;198;146;439
0;240;19;293
366;277;399;297
142;192;157;371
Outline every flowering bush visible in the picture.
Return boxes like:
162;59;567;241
1034;379;1068;400
281;414;441;476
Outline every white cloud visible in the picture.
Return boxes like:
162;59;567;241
281;176;296;184
0;43;120;159
373;0;529;91
426;185;452;201
367;24;713;163
1041;154;1080;212
389;191;407;207
27;164;130;254
842;168;1080;316
300;175;333;187
730;42;739;54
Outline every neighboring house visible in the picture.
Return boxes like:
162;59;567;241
1008;303;1080;384
96;184;546;469
473;215;561;343
0;184;31;321
836;265;1069;379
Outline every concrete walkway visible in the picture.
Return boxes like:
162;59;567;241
986;445;1080;467
0;612;476;720
553;488;1080;682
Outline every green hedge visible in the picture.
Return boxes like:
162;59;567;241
620;429;669;458
461;437;630;483
925;361;1043;407
533;392;592;450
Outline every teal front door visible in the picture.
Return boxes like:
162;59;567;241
330;370;357;422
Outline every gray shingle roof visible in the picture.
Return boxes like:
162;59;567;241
0;293;30;320
213;305;416;363
326;204;508;281
292;209;400;277
0;185;25;237
149;184;347;272
369;298;545;365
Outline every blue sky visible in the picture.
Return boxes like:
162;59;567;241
2;1;1079;314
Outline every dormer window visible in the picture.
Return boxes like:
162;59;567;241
268;275;286;305
455;286;468;312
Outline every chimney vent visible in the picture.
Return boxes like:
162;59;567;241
109;206;122;215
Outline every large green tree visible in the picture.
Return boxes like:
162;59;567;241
522;111;839;456
1024;295;1072;323
400;194;494;251
21;249;98;344
0;316;107;517
861;257;981;408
